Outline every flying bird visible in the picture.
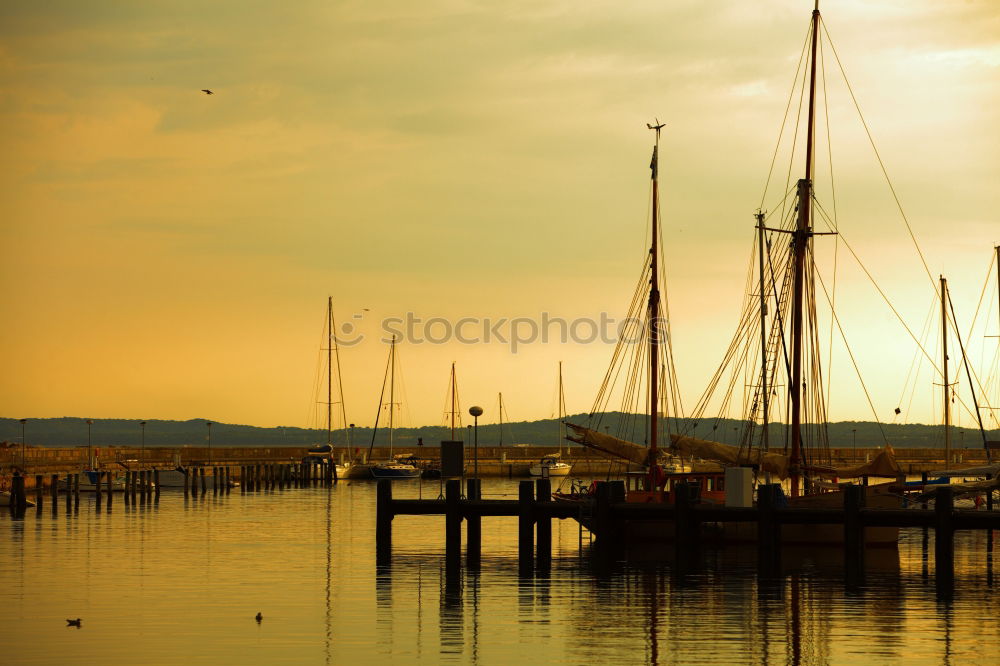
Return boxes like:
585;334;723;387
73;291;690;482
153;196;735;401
201;89;214;95
255;612;263;623
66;618;82;627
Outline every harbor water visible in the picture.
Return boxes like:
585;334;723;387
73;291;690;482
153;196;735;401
2;479;998;665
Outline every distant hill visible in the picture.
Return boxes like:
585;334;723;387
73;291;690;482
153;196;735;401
1;414;996;450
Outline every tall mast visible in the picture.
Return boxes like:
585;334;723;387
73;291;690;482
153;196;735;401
331;305;348;448
756;211;769;452
450;362;457;439
327;296;333;447
558;362;565;456
498;392;504;447
789;0;821;498
941;276;951;464
648;120;665;465
389;336;396;457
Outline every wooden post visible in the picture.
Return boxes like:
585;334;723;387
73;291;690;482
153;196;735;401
154;470;160;502
466;478;482;568
674;481;699;568
95;472;102;511
757;484;780;575
131;469;138;504
921;472;929;510
10;474;27;514
376;479;393;566
445;478;463;572
74;473;81;510
105;471;113;509
935;485;955;595
212;467;218;494
844;484;865;586
124;471;131;505
200;467;207;494
34;474;43;510
518;480;535;574
987;474;994;512
64;473;72;511
183;468;190;495
224;467;230;494
535;478;552;569
591;481;614;545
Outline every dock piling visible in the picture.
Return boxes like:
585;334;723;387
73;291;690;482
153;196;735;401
518;480;535;574
757;484;781;575
935;485;955;596
843;484;865;586
376;479;393;566
466;478;482;568
535;479;552;569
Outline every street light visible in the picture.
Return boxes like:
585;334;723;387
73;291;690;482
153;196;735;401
19;418;27;469
469;406;483;479
206;421;213;464
139;421;147;469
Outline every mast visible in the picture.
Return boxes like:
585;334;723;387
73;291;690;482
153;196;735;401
450;362;458;439
558;362;565;456
941;276;951;464
327;297;333;447
389;336;396;457
789;0;821;498
331;306;348;449
498;392;504;447
756;211;769;452
648;120;665;467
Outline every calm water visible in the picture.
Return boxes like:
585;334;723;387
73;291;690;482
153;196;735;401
2;479;998;665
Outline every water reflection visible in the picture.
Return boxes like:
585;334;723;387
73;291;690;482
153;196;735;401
2;482;1000;665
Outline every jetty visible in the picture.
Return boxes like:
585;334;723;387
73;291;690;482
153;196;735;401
376;478;1000;597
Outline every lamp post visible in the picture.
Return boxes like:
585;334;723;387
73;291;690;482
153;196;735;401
206;421;213;464
139;421;147;469
469;406;483;479
19;418;27;469
86;419;93;469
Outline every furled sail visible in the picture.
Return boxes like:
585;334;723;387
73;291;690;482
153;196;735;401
809;445;902;479
564;423;656;466
670;434;790;479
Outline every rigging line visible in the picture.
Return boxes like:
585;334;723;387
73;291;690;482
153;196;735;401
781;28;813;230
812;267;890;445
367;344;393;460
818;29;841;416
761;16;814;212
896;298;937;419
811;196;941;375
821;20;937;291
946;288;992;444
945;286;985;430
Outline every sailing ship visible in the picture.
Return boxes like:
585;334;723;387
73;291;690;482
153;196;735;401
565;1;917;544
369;337;420;479
530;363;571;477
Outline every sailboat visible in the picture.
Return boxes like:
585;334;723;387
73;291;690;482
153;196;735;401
370;337;420;479
308;297;351;478
530;362;571;477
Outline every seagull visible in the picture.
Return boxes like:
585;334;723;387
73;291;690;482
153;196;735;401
66;618;82;627
201;89;214;95
255;612;263;623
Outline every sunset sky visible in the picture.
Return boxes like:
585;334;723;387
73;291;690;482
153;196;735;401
2;1;998;435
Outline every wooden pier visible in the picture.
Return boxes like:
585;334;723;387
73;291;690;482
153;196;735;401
377;479;1000;595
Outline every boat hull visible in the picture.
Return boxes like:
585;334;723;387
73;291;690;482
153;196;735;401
370;464;421;479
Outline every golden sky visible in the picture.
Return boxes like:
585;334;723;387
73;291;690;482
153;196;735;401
1;1;998;431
